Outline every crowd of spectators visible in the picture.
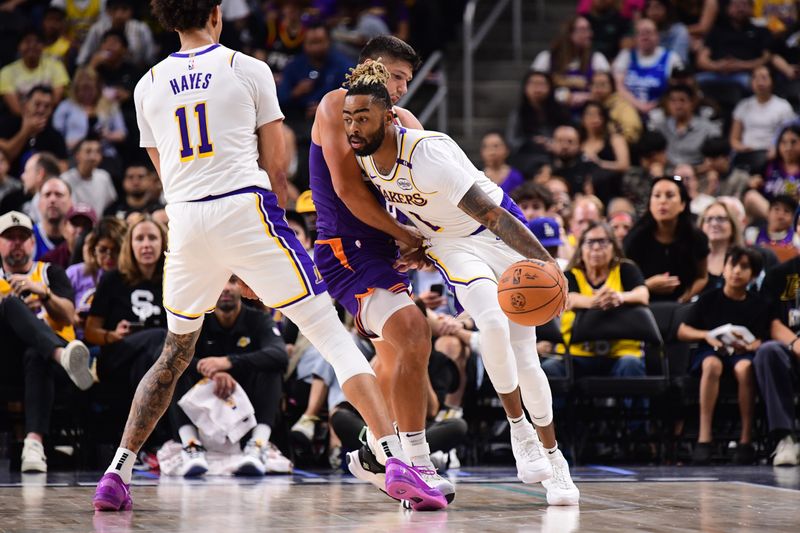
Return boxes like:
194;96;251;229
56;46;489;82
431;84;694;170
2;0;800;476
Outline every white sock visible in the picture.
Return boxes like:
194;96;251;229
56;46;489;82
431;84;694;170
178;425;200;447
508;414;531;434
545;442;559;457
106;447;136;484
400;430;433;467
251;424;271;444
376;434;408;463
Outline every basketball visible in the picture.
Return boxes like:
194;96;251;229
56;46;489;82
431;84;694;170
497;260;566;327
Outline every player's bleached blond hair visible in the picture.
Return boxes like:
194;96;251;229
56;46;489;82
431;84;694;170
345;58;390;88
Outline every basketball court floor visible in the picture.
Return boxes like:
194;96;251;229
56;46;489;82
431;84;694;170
1;465;798;532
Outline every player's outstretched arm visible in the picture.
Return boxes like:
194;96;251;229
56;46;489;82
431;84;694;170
318;93;420;248
458;183;554;264
257;120;289;208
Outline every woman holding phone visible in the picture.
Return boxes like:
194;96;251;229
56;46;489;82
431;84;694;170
85;214;167;390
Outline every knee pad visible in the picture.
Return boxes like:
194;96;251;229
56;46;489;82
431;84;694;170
474;306;518;394
512;338;553;427
283;294;374;384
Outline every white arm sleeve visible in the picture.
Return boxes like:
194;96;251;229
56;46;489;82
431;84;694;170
411;137;477;206
133;74;156;148
232;54;285;129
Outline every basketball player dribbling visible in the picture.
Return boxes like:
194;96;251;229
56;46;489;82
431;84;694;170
342;61;581;506
92;0;445;512
310;36;454;503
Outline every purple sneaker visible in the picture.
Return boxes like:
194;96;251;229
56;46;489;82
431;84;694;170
93;472;133;511
384;458;448;511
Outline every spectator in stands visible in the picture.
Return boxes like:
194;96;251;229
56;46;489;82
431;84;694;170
506;70;572;156
770;19;800;108
53;67;127;158
675;163;714;215
294;189;317;240
41;203;96;269
85;214;167;392
77;0;155;68
331;0;392;61
678;246;770;464
585;0;632;61
52;0;105;44
90;29;140;122
623;131;669;216
580;101;630;202
549;124;602;195
1;153;61;224
680;0;721;40
701;137;752;199
0;210;93;473
532;16;611;109
284;209;312;252
168;275;292;476
60;137;117;216
104;162;162;220
613;18;683;115
567;196;605;259
755;242;800;466
511;182;554;221
645;0;690;64
544;220;649;377
731;66;796;173
545;175;573;220
696;0;772;108
41;7;71;63
254;0;307;77
480;131;525;194
0;86;68;177
608;211;634;245
33;177;72;260
625;176;710;302
748;125;800;217
745;194;800;262
0;152;21;208
654;84;721;166
278;23;353;122
67;216;126;338
699;201;744;291
590;71;642;144
0;30;70;117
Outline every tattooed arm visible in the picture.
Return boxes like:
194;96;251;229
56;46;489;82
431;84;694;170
458;184;554;263
119;330;200;453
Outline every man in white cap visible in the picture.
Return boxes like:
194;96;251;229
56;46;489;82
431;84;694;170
0;210;92;472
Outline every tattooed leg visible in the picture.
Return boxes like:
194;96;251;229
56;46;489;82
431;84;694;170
119;330;200;453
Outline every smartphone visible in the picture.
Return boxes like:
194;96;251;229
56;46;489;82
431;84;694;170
128;321;146;333
430;283;445;296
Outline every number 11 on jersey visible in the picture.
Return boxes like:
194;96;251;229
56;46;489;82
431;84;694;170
175;102;214;162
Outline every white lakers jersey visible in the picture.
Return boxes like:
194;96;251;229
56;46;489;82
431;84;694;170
134;43;284;203
356;127;504;238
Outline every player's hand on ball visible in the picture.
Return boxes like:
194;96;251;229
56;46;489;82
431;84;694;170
237;279;259;300
212;372;237;399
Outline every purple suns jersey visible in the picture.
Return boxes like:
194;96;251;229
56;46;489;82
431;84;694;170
309;141;392;241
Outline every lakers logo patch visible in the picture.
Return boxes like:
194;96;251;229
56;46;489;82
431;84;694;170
397;177;413;191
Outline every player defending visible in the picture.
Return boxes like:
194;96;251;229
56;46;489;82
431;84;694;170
92;1;445;512
342;62;580;506
310;36;453;502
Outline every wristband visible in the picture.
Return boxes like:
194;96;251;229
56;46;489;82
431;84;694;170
789;336;799;351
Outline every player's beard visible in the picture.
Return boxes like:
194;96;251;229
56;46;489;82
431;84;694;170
350;124;385;157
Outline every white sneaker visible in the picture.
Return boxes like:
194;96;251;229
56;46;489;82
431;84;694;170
179;442;208;477
290;414;317;445
511;424;553;484
449;448;461;469
542;449;580;505
262;442;292;473
234;440;267;476
415;464;456;504
21;438;47;473
773;435;800;466
60;340;93;391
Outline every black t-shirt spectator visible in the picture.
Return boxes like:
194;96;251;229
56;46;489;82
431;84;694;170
704;19;771;62
96;61;142;112
89;269;165;331
624;225;710;301
194;305;287;373
565;260;645;292
103;198;164;220
586;9;631;61
552;156;603;195
0;116;68;177
684;287;777;344
760;256;800;329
